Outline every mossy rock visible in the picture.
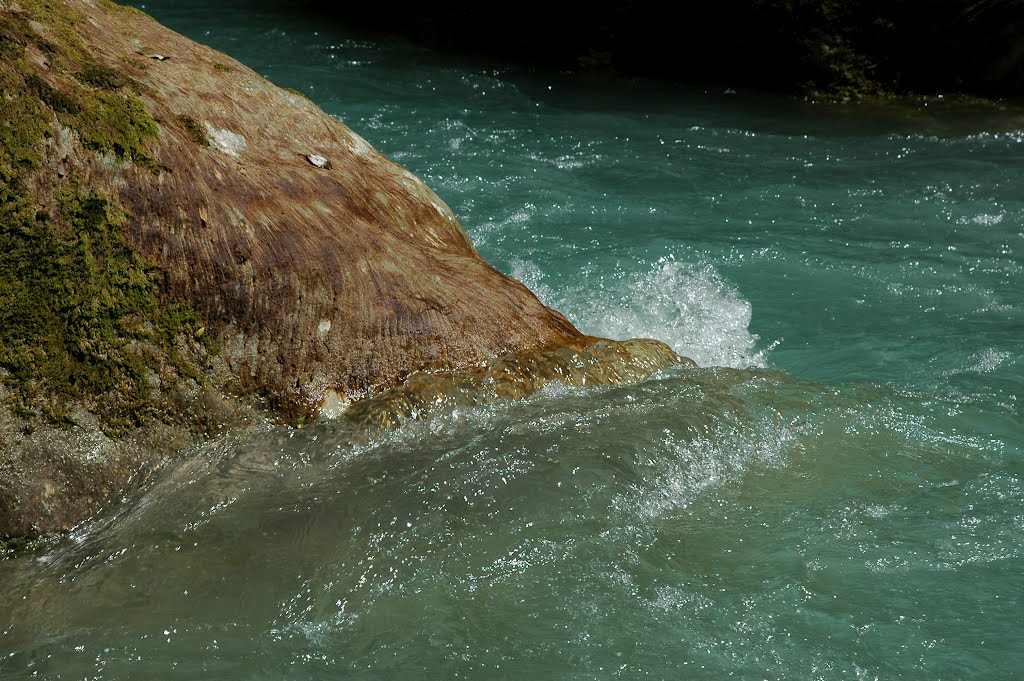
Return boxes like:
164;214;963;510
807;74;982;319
177;114;209;146
0;0;207;433
2;0;683;548
0;176;208;433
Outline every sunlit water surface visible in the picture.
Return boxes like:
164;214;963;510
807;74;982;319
2;1;1022;678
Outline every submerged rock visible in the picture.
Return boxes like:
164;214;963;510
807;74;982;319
343;338;694;430
0;0;690;549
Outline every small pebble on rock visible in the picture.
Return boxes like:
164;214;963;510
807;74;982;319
306;154;332;169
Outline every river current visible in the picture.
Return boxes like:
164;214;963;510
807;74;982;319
2;1;1022;678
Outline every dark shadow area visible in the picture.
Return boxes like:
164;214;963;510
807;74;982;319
282;0;1024;99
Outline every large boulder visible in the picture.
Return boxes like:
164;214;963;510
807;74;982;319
0;0;687;549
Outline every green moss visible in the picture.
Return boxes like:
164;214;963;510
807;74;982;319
0;70;50;171
122;55;149;71
177;114;208;146
16;0;89;65
71;90;158;163
76;62;129;91
212;62;233;73
283;86;310;100
22;69;158;163
2;3;159;165
24;70;81;114
0;10;38;59
0;1;207;433
0;179;208;433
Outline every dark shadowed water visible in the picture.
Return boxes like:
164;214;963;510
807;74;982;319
1;1;1022;678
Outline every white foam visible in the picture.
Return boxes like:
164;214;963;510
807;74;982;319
631;417;797;520
513;255;773;369
946;348;1013;375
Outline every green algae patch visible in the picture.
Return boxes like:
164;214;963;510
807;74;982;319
0;178;208;433
0;2;205;433
177;114;209;146
3;1;159;166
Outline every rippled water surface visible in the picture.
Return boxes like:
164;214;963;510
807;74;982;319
2;1;1022;678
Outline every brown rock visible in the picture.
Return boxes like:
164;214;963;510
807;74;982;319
0;0;690;548
74;0;593;420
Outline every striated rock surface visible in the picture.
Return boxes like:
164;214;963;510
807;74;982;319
0;0;690;549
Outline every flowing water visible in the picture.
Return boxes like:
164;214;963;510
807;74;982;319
2;1;1023;678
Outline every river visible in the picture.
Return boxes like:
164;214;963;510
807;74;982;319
1;1;1022;678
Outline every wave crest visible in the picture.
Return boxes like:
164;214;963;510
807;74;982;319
513;255;774;369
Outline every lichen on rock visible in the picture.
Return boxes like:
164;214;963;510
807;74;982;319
203;122;246;158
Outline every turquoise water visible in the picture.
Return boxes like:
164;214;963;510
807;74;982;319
2;1;1023;678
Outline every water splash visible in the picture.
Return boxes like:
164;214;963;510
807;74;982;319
513;255;774;369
